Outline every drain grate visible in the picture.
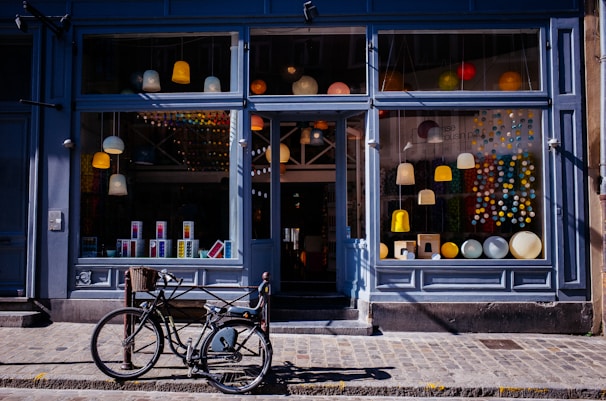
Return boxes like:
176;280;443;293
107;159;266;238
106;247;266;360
479;339;523;350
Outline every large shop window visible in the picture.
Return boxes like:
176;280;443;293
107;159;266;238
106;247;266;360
249;27;366;96
379;110;544;261
81;33;236;94
80;111;237;259
377;30;540;91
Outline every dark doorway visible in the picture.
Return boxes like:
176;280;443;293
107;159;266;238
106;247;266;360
280;183;336;292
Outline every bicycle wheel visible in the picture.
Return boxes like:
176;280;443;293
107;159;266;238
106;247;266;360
91;307;164;379
200;319;272;394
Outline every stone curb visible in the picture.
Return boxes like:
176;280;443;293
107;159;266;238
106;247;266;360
1;376;605;399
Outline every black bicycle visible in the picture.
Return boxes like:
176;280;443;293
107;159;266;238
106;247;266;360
90;268;272;394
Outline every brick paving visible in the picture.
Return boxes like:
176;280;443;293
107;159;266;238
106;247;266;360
0;323;605;399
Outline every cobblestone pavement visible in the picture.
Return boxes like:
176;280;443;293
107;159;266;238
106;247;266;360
0;388;597;401
0;388;594;401
0;323;605;399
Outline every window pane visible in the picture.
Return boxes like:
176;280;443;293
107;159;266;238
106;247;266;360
379;109;543;260
82;34;236;94
0;36;32;101
80;111;237;259
377;30;540;91
347;114;366;239
250;27;367;95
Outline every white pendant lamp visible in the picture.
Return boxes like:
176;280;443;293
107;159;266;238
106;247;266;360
108;173;128;196
457;152;476;169
418;189;436;205
427;126;443;143
102;113;124;154
142;70;161;92
396;141;415;185
204;76;221;92
396;163;415;185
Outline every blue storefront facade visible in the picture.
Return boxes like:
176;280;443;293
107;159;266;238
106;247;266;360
0;0;600;332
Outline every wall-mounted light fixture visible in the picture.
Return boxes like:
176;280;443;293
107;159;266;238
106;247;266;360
16;1;71;38
303;1;319;24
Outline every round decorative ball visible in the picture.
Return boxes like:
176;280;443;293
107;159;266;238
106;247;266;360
441;242;459;259
457;62;476;81
498;71;522;91
509;231;542;259
482;236;509;259
380;243;389;259
327;82;350;94
292;75;318;95
250;79;267;95
461;239;483;259
438;71;460;90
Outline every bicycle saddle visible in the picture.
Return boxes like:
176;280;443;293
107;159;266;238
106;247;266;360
227;306;260;320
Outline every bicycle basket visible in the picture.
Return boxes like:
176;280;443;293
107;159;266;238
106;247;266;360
129;267;159;292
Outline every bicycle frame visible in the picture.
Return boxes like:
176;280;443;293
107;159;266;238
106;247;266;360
122;271;271;369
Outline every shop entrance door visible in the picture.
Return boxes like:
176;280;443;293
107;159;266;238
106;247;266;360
250;112;365;294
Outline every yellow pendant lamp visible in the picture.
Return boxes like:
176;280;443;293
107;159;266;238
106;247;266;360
92;112;110;169
92;151;110;169
434;165;453;181
172;38;190;84
391;209;410;232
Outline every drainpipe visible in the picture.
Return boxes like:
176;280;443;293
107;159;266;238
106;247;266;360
600;0;606;332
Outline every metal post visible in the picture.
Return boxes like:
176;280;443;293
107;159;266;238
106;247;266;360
261;271;271;337
599;0;606;333
122;269;133;369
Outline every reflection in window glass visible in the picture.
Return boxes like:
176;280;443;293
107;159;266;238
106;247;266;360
249;27;367;95
82;34;235;94
347;115;366;239
379;109;543;260
80;111;237;258
377;30;540;91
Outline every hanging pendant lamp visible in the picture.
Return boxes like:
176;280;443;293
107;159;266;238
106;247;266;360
309;128;324;146
92;112;110;169
300;127;311;144
457;152;475;169
204;76;221;92
142;70;161;92
108;173;128;196
390;209;410;232
92;151;110;169
418;189;436;205
102;113;124;154
396;141;415;185
427;126;443;143
396;162;415;185
172;38;190;84
172;61;190;84
434;165;453;182
251;115;264;131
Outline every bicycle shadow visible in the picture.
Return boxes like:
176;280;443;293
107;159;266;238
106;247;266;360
258;361;394;393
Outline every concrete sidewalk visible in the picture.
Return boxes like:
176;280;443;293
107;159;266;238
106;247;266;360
0;322;605;399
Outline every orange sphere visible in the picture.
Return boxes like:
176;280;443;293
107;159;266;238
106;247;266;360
250;79;267;95
498;71;522;91
379;71;403;91
327;82;350;94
